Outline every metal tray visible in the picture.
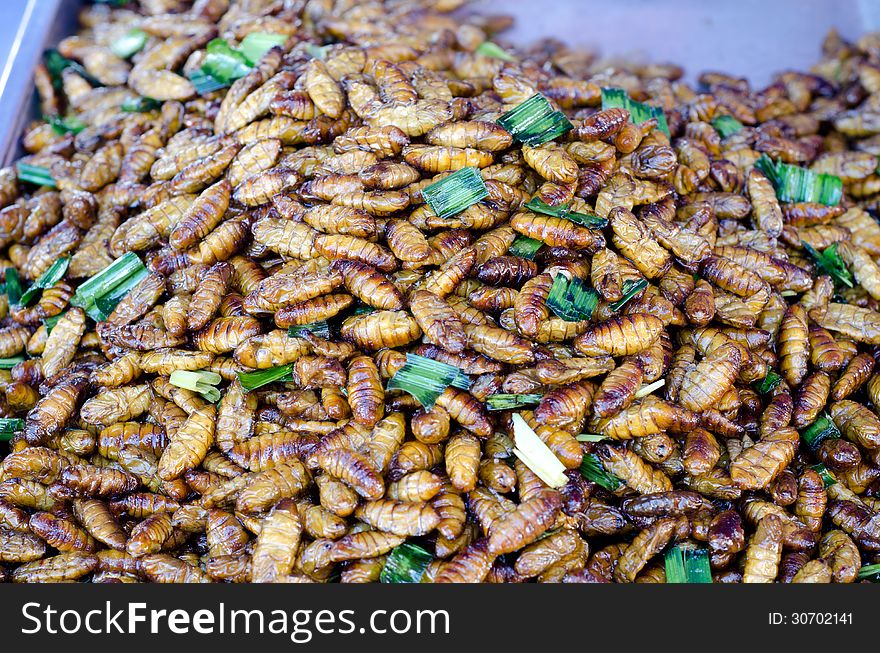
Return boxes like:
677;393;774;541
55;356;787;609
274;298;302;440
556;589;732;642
0;0;80;164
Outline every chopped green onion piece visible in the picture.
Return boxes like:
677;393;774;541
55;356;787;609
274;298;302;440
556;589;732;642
0;356;24;369
486;393;542;411
237;364;294;392
94;273;147;319
352;305;376;316
601;87;670;137
169;370;222;388
306;44;332;60
288;322;331;338
451;369;472;391
202;38;252;84
43;314;63;334
779;290;799;297
422;167;489;220
87;269;149;322
510;413;568;488
802;242;853;289
239;32;288;66
71;252;149;322
170;370;222;403
546;274;599;322
111;28;148;59
754;154;842;205
579;452;622;492
810;463;837;488
801;414;841;451
121;96;162;113
47;114;86;135
575;434;608;442
608;279;648;312
507;235;543;260
476;41;516;62
16;162;56;188
4;267;21;306
524;197;608;229
380;543;433;583
857;563;880;581
497;93;573;146
0;418;24;440
665;544;712;584
188;68;229;95
72;252;144;305
634;378;665;399
387;353;463;409
19;256;69;306
43;49;102;89
710;115;743;138
753;370;782;395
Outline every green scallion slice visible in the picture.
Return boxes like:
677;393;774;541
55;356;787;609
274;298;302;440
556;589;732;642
601;87;670;137
238;364;294;392
47;114;86;135
380;543;433;583
43;49;102;89
857;563;880;582
545;274;599;322
753;370;782;395
507;235;543;260
306;43;331;60
754;154;842;206
188;68;229;95
486;393;542;411
121;96;162;113
0;356;24;369
70;252;149;322
352;305;376;316
239;32;288;66
634;378;666;399
169;370;222;403
524;197;608;229
802;242;853;289
0;418;24;441
801;414;841;451
387;353;462;409
710;115;743;138
422;167;489;220
288;322;331;339
18;256;69;306
579;453;622;492
810;463;837;488
575;434;608;442
43;313;63;334
88;271;149;322
665;544;712;584
476;41;516;62
16;163;56;188
202;38;252;84
111;28;148;59
496;93;573;146
451;369;472;391
4;267;22;306
608;278;648;312
511;413;569;488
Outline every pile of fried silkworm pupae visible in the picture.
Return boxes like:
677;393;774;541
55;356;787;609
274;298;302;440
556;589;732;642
6;0;880;585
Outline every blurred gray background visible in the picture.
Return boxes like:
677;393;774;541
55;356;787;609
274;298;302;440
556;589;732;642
473;0;880;85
